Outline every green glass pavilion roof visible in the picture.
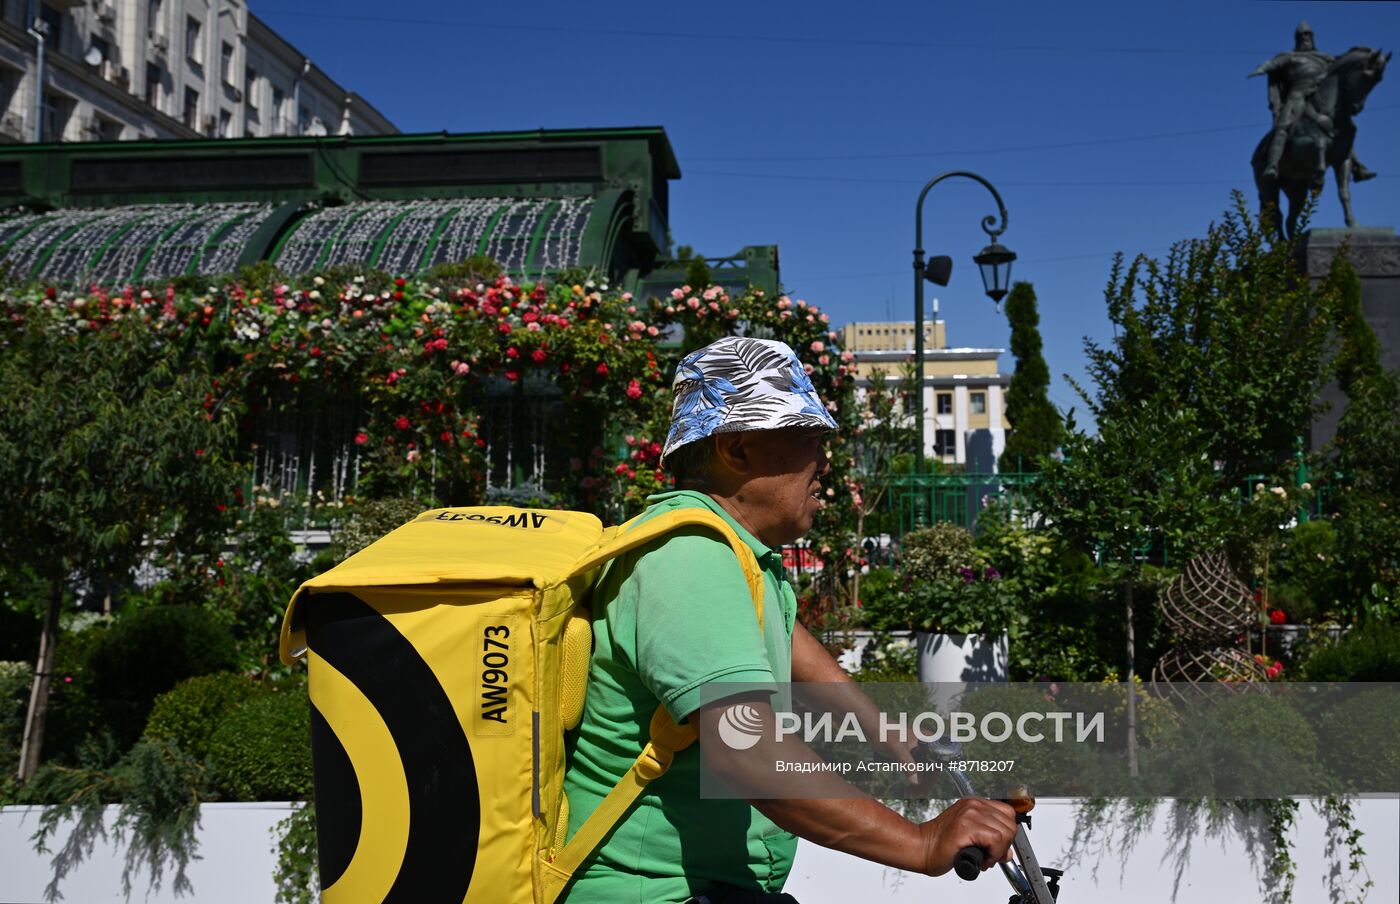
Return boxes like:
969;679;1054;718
0;203;275;283
270;197;595;276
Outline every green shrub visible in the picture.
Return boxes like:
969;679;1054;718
899;523;980;586
85;606;239;748
1272;519;1341;621
1156;693;1325;798
1300;621;1400;681
144;672;259;759
856;567;905;631
1322;687;1400;793
422;255;502;287
0;660;32;777
206;686;312;801
332;496;427;560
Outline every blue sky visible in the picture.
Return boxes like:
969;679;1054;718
252;0;1400;421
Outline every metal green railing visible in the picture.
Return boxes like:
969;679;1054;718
890;469;1039;536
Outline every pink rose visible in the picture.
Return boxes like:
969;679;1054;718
811;341;825;353
686;298;700;310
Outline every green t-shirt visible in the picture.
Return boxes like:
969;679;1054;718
561;491;799;904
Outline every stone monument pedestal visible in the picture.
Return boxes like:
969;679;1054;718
1300;227;1400;451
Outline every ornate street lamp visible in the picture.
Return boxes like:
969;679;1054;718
912;171;1013;476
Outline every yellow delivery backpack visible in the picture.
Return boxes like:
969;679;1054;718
278;505;763;904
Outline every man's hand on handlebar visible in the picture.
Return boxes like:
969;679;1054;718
916;798;1018;877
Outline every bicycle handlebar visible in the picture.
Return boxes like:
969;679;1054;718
953;844;986;880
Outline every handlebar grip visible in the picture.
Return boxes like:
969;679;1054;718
953;845;985;880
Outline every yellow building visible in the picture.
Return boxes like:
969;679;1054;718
841;318;1010;469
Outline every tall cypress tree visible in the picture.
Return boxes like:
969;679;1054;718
999;281;1063;471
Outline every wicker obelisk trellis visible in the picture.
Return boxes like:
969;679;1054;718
1152;552;1269;698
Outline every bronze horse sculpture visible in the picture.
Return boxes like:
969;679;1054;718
1252;46;1390;238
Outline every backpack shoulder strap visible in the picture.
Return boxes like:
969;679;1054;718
566;506;765;632
542;507;768;903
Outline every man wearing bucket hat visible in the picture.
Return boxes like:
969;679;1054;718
562;336;1016;904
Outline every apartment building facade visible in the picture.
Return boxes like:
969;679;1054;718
0;0;394;144
842;318;1010;469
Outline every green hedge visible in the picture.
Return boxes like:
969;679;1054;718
85;606;239;748
1301;621;1400;681
144;672;259;760
1323;687;1400;792
206;686;312;801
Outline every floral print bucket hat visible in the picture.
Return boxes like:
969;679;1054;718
660;336;837;465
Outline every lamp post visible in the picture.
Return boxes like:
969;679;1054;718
912;171;1015;477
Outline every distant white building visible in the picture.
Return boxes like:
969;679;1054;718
841;318;1010;469
0;1;395;144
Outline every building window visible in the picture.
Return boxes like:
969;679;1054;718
148;0;163;35
182;86;198;128
185;15;201;62
936;392;952;415
97;117;123;142
39;4;65;55
217;108;231;137
970;392;987;414
144;62;161;108
245;66;258;111
0;67;20;116
41;91;73;142
220;41;234;84
934;430;956;457
271;85;285;132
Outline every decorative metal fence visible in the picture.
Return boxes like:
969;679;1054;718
889;469;1040;537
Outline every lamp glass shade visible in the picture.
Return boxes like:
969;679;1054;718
974;243;1016;302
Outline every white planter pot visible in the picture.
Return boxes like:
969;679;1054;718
914;631;1009;684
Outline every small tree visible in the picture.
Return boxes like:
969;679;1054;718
999;281;1063;471
1085;195;1337;489
841;363;919;607
0;321;238;781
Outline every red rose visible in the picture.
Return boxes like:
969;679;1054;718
395;277;406;288
531;348;547;364
355;432;369;445
506;347;520;359
625;379;642;400
394;416;411;430
498;322;512;335
1269;609;1287;625
505;369;520;382
596;362;609;376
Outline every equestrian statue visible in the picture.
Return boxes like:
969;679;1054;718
1250;21;1390;237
